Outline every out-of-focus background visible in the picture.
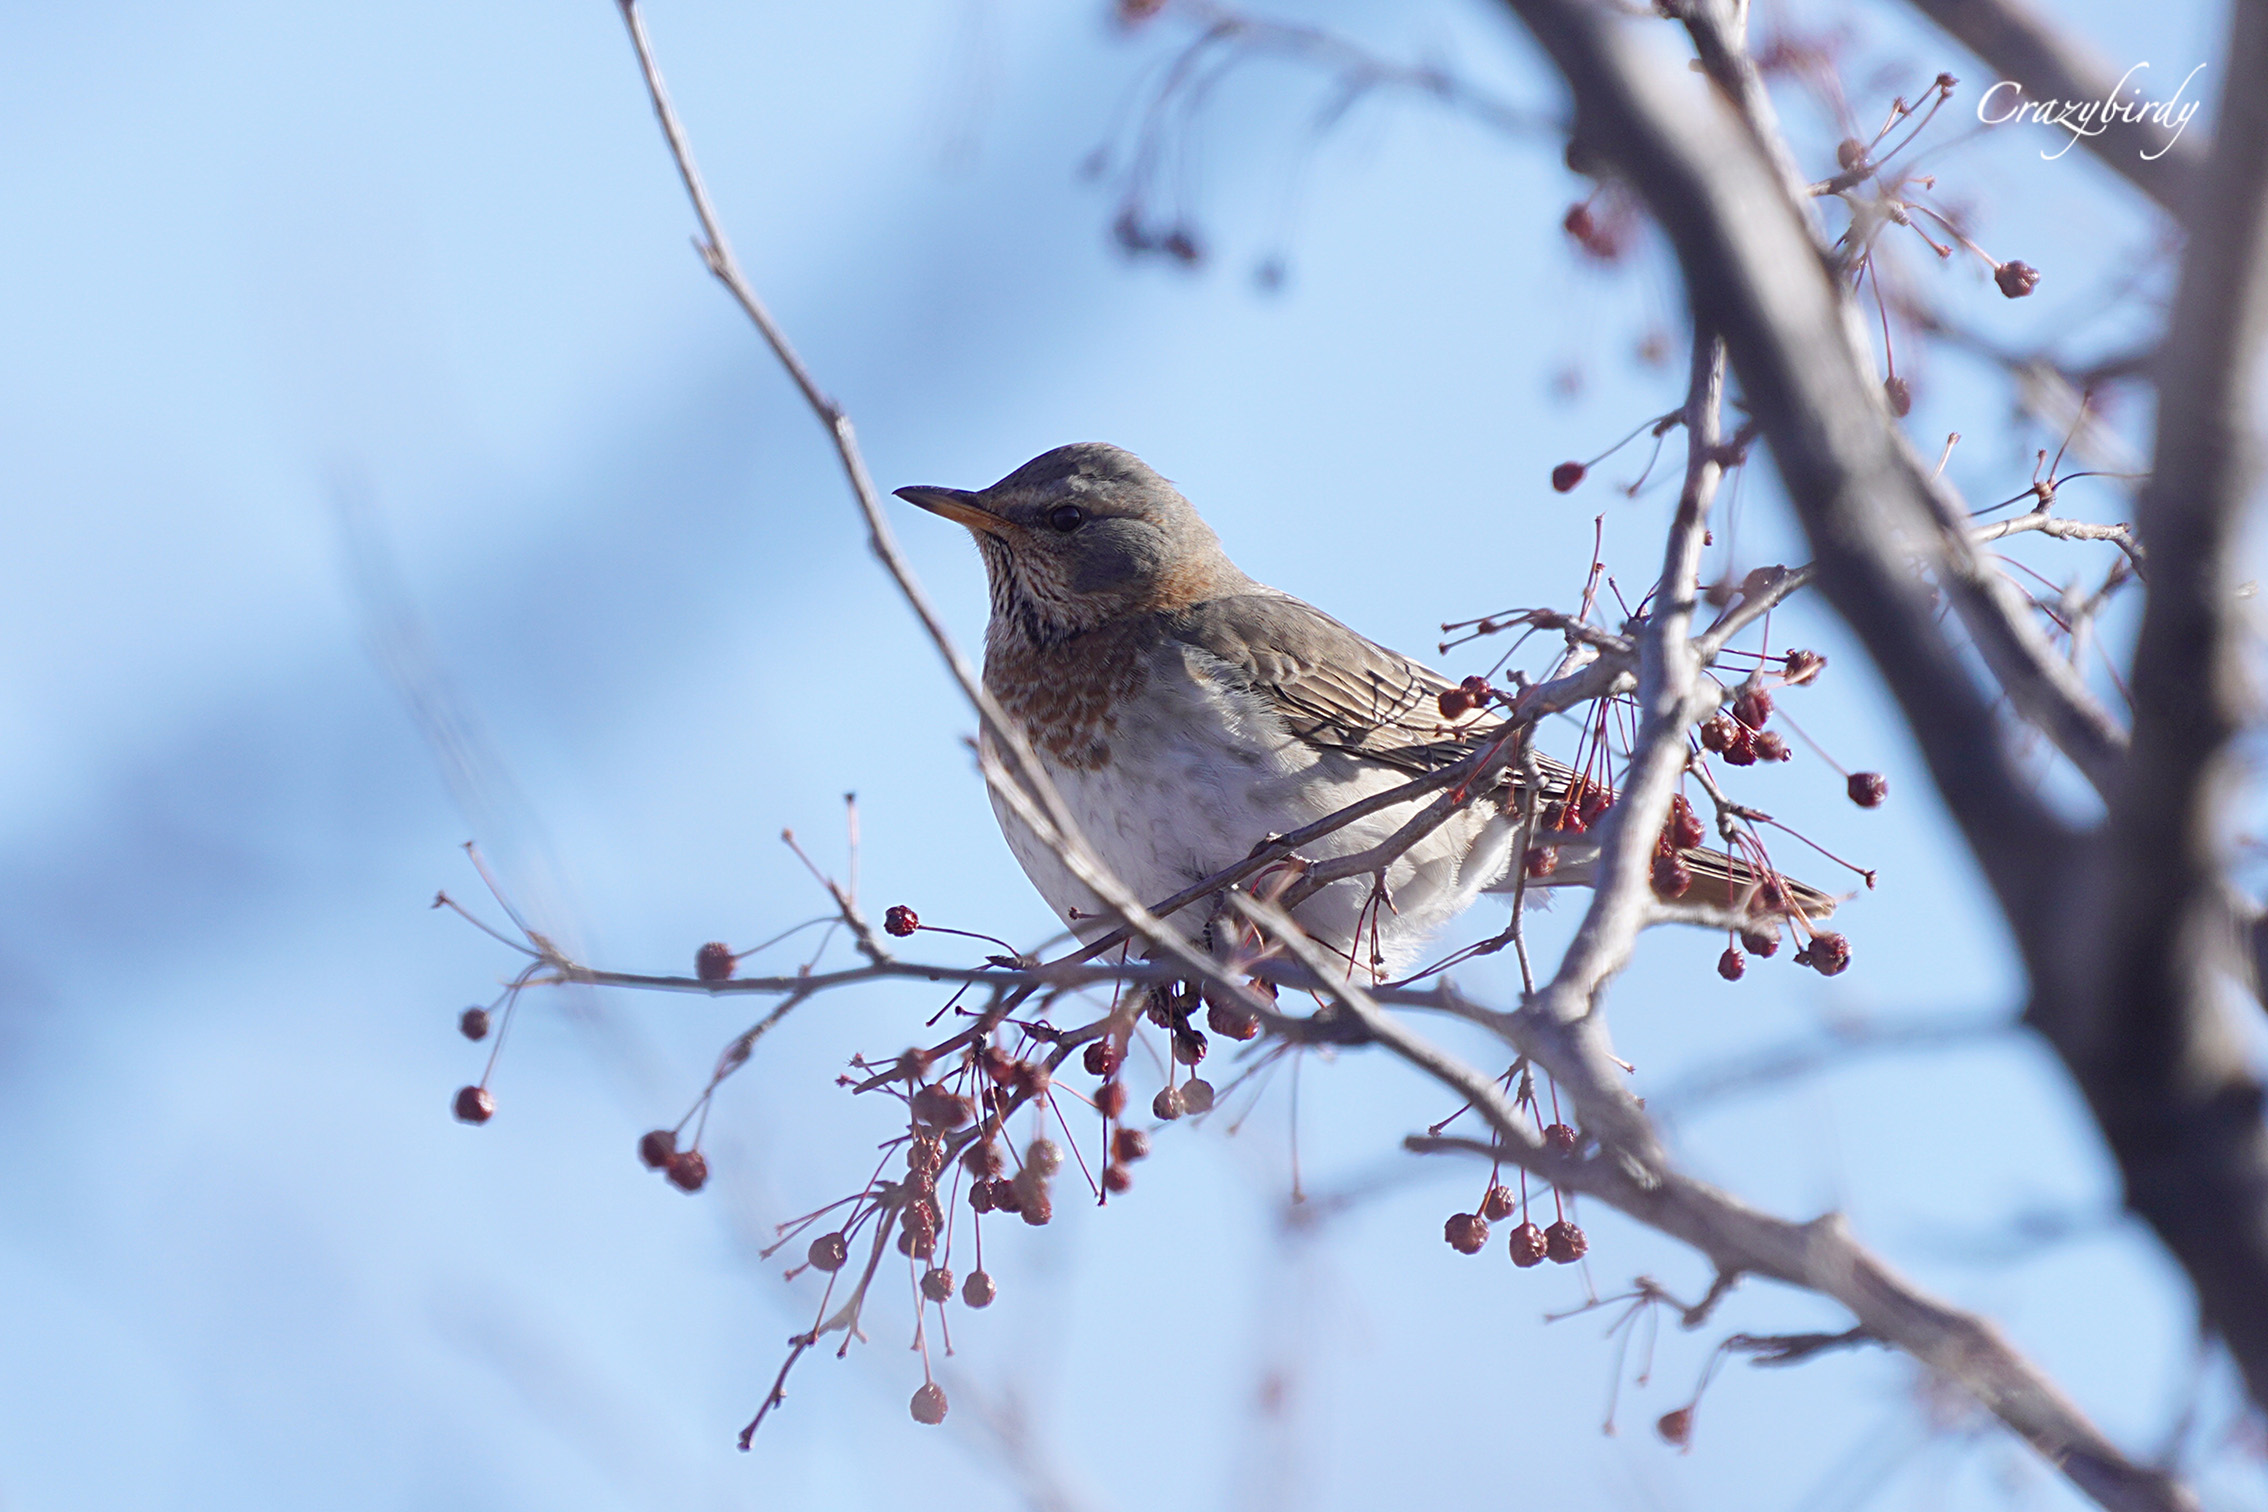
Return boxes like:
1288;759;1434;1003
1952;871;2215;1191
2;2;2257;1508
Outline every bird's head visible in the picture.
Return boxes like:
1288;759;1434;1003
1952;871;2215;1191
896;443;1244;645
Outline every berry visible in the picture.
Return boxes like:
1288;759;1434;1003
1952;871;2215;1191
458;1007;491;1041
1561;202;1596;244
1668;795;1706;850
883;904;919;937
638;1129;677;1170
910;1084;973;1131
983;1177;1021;1216
453;1085;494;1125
1437;687;1474;720
1741;927;1780;958
1752;730;1790;762
898;1204;937;1257
1544;1219;1588;1264
1723;723;1758;766
1577;787;1613;828
1509;1222;1549;1267
1179;1078;1216;1114
694;942;735;983
1113;1128;1151;1163
1015;1182;1054;1227
903;1167;937;1203
1651;851;1692;900
1835;137;1868;171
1097;1081;1127;1119
808;1232;849;1272
1025;1138;1063;1178
1797;930;1852;976
1848;771;1888;808
1699;714;1735;752
1481;1184;1516;1221
1884;374;1912;416
1444;1212;1491;1255
1171;1028;1208;1066
1524;846;1559;879
963;1270;997;1308
1658;1407;1693;1446
1552;460;1588;493
1083;1040;1122;1078
1103;1162;1133;1193
910;1382;948;1426
1717;947;1746;981
666;1150;709;1193
1733;685;1774;730
1153;1086;1186;1121
1206;998;1260;1042
1544;1123;1579;1155
1783;649;1826;684
920;1266;954;1302
1994;260;2040;298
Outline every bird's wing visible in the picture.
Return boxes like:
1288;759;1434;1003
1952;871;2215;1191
1166;591;1555;780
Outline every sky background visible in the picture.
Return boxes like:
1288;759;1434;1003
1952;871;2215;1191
1;1;2260;1509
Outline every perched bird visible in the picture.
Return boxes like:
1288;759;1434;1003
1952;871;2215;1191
897;443;1828;976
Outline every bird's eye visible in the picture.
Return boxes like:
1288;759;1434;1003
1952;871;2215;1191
1046;504;1086;533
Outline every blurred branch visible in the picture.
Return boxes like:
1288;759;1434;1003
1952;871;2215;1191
1646;1011;2009;1117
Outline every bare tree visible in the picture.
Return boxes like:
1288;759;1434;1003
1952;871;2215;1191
436;2;2268;1508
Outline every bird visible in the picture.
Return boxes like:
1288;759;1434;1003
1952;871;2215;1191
896;443;1831;978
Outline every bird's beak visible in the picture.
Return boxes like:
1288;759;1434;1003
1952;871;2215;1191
893;484;1007;537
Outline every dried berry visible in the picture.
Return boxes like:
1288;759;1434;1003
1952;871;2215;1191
1668;794;1706;850
1722;723;1758;766
903;1167;937;1204
808;1231;849;1272
1733;684;1774;730
963;1270;997;1308
1097;1081;1128;1120
1699;713;1735;752
666;1149;709;1193
1658;1407;1693;1447
1544;1122;1579;1156
920;1266;954;1302
1717;947;1746;981
1179;1078;1216;1114
1025;1138;1062;1177
694;942;735;982
458;1007;491;1041
1577;787;1613;828
883;904;919;937
1444;1212;1491;1255
1552;460;1588;493
968;1180;996;1214
1083;1040;1122;1078
1847;771;1887;808
1206;998;1260;1042
910;1084;973;1131
1113;1128;1151;1163
1994;260;2040;298
1013;1061;1050;1100
453;1085;494;1125
1437;686;1474;720
1797;930;1852;976
1141;984;1176;1029
984;1176;1022;1216
1741;927;1780;958
908;1137;945;1176
910;1382;949;1426
1459;674;1494;705
1015;1181;1054;1227
1103;1162;1133;1194
1752;730;1790;762
898;1204;938;1257
1509;1221;1549;1267
1651;851;1692;900
1481;1184;1516;1221
1783;649;1826;684
1172;1028;1209;1066
1835;136;1869;171
1884;374;1912;416
1153;1085;1186;1121
1524;846;1559;879
1544;1219;1588;1264
638;1129;677;1170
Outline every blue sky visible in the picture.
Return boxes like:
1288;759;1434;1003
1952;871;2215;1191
1;2;2257;1509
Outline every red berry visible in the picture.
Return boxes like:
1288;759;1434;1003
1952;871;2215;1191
884;904;919;937
1699;714;1735;752
1848;771;1887;807
694;942;735;982
1206;998;1260;1042
1481;1184;1516;1221
1544;1123;1578;1155
1723;724;1758;766
968;1180;997;1214
1752;730;1790;762
1994;260;2040;298
920;1266;954;1302
458;1007;491;1041
666;1149;709;1193
1798;930;1852;976
1459;674;1494;704
1561;203;1596;243
1650;850;1692;900
1113;1128;1151;1163
1179;1078;1216;1114
1545;1219;1588;1263
1717;947;1746;981
1577;788;1612;828
1524;846;1559;879
910;1084;973;1131
983;1177;1021;1216
1509;1221;1549;1267
1783;649;1825;684
638;1129;677;1169
1668;794;1706;850
910;1382;948;1425
808;1232;849;1271
1016;1182;1054;1227
1552;460;1588;492
899;1205;938;1257
1171;1029;1208;1066
1658;1407;1694;1446
1083;1040;1122;1078
1741;927;1780;958
1153;1086;1186;1121
1733;685;1774;729
1097;1081;1127;1119
453;1085;494;1125
1444;1212;1491;1254
1437;687;1474;720
1024;1137;1062;1177
1103;1162;1133;1193
1884;374;1912;416
963;1270;997;1308
907;1136;944;1174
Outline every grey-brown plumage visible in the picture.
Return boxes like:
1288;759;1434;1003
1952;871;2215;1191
897;443;1830;971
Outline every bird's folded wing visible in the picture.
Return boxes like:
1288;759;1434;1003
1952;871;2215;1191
1166;591;1538;778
